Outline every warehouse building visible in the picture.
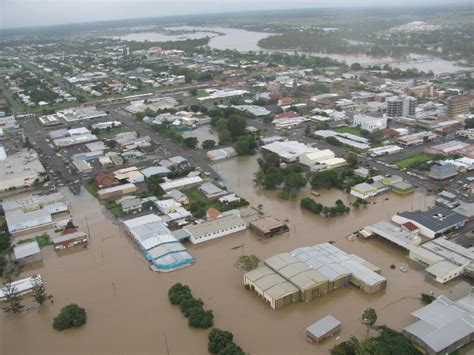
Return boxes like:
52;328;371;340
184;214;247;244
13;241;42;265
244;266;300;309
207;147;237;161
392;207;467;239
244;243;386;309
123;214;194;272
249;216;289;238
159;176;203;192
198;183;228;201
0;149;46;192
403;291;474;355
97;183;137;200
299;149;346;171
52;231;88;250
362;220;421;249
306;315;341;343
261;140;317;163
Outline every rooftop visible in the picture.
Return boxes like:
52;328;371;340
397;206;467;233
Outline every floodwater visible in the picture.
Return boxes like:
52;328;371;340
1;155;472;355
182;125;219;148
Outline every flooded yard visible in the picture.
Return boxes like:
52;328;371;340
1;155;472;355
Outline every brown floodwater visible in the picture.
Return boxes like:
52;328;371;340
1;155;472;355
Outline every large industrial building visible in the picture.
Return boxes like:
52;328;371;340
183;214;247;244
0;149;46;192
261;140;317;163
392;207;467;239
244;243;386;309
123;214;194;272
403;291;474;355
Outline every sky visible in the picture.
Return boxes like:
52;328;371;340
0;0;468;29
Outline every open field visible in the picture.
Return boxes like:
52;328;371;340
394;153;431;169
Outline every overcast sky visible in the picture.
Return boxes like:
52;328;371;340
1;0;467;29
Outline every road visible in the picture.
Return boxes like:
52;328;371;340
108;108;221;180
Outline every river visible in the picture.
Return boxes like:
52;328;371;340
110;26;470;74
1;155;472;355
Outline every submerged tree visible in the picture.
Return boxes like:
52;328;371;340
2;279;25;314
31;274;53;306
234;255;260;272
362;308;377;335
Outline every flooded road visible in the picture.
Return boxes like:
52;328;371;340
1;155;472;355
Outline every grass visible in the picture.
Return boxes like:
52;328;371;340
17;233;52;248
182;187;248;218
95;127;130;137
335;127;362;136
105;201;124;218
84;180;98;195
394;153;432;169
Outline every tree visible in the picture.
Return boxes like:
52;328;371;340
2;280;24;314
208;328;234;354
189;88;198;96
218;342;245;355
347;153;358;168
234;255;260;272
168;283;192;305
183;137;198;149
147;175;165;196
135;111;146;120
235;135;256;155
330;336;360;355
351;62;362;71
227;114;247;140
104;140;117;148
421;293;436;304
202;140;216;149
188;308;214;328
362;308;377;334
31;274;53;306
53;304;86;330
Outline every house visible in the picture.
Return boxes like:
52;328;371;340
207;147;237;161
198;183;228;201
154;199;181;215
120;197;143;214
141;166;171;179
97;183;137;200
392;207;467;239
13;241;42;265
167;189;189;205
206;207;222;220
95;172;116;189
354;168;370;179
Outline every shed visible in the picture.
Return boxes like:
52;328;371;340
13;241;42;265
306;315;341;343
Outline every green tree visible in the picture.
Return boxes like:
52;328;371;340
227;114;247;140
362;308;377;334
218;129;232;146
351;62;362;70
31;274;53;306
183;137;198;149
168;283;192;305
330;336;360;355
234;255;260;272
218;342;245;355
53;304;86;330
2;280;24;314
208;328;234;354
347;153;358;168
135;111;146;120
235;135;256;155
421;293;436;304
188;308;214;328
147;175;165;196
261;167;284;189
202;140;216;149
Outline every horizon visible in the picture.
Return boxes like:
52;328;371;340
1;0;471;30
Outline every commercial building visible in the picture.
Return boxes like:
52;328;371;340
52;231;88;250
398;132;437;146
299;149;346;171
426;140;470;156
0;275;43;301
447;95;471;118
353;114;387;132
0;149;46;192
408;237;474;284
362;221;421;249
315;130;371;150
97;183;137;200
249;216;289;238
390;181;414;195
123;214;194;272
392;207;467;239
2;192;68;235
13;241;42;265
350;183;379;199
435;191;460;209
261;141;317;163
159;176;203;192
244;243;386;309
39;107;107;125
306;315;341;343
183;214;247;244
427;163;458;181
368;145;403;157
387;96;417;117
403;292;474;355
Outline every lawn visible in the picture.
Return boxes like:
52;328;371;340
335;127;362;136
394;153;432;169
17;233;52;248
183;187;248;218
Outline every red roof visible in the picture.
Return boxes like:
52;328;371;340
278;97;294;105
403;222;418;231
95;172;116;188
273;110;299;119
206;207;221;220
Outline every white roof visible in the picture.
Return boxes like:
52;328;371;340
13;241;41;259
